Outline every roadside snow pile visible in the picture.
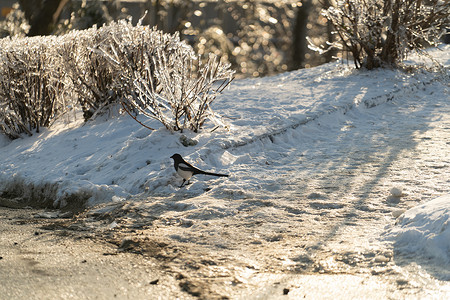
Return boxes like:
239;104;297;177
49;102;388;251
384;195;450;273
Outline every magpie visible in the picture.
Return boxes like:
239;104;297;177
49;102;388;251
170;153;229;187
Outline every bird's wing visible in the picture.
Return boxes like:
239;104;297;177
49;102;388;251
178;161;204;174
178;162;196;171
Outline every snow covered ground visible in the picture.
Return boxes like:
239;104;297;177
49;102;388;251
384;194;450;279
0;45;449;298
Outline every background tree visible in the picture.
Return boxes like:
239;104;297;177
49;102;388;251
312;0;450;69
18;0;68;36
292;0;312;69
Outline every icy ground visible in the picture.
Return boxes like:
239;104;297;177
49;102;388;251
0;46;449;298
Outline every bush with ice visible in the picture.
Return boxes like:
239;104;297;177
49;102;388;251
0;19;234;139
95;19;234;133
0;35;69;139
309;0;450;69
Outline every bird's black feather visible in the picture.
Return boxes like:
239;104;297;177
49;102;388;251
170;153;229;187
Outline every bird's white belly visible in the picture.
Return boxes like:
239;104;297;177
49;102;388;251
177;168;193;181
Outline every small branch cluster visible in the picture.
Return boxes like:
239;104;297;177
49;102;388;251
310;0;449;69
0;19;234;139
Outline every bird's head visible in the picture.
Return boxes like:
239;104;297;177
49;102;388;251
170;153;182;161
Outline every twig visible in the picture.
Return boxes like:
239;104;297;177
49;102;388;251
121;101;155;131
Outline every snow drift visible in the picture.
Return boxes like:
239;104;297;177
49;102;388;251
384;194;450;276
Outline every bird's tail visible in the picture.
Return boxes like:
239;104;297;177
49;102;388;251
200;171;229;177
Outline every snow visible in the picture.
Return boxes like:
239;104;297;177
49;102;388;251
0;45;449;290
390;186;404;197
384;194;450;279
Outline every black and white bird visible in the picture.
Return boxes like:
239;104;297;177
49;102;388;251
170;153;229;187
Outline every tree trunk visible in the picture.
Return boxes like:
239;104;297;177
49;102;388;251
292;0;312;69
18;0;68;36
380;0;401;64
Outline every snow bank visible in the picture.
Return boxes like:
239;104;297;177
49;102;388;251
384;194;450;269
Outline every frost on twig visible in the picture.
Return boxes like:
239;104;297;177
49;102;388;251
97;20;235;132
0;36;68;137
309;0;450;69
57;26;121;121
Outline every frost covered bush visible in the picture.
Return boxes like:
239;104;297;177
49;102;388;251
126;50;233;133
310;0;450;69
0;103;31;139
58;27;120;121
0;36;68;138
96;20;234;132
0;19;234;138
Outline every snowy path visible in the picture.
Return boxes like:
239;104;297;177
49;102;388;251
77;72;449;298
